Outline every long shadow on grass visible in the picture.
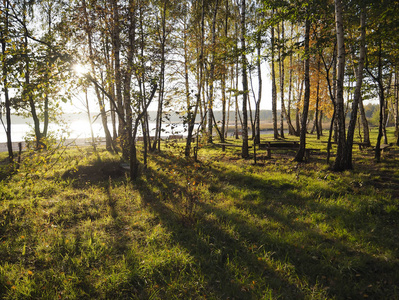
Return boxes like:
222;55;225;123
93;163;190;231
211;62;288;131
146;153;399;299
136;163;306;299
207;164;399;298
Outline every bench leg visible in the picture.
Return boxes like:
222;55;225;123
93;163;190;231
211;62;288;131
267;149;271;159
304;149;310;161
194;146;198;161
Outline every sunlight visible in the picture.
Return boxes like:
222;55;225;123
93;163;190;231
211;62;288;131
73;64;89;77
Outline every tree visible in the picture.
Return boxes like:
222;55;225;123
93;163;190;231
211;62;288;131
0;0;13;162
332;0;346;171
365;0;399;162
206;0;220;144
270;14;278;139
8;0;73;150
80;0;114;152
240;0;249;158
294;15;310;162
278;21;285;139
185;0;205;157
343;6;366;169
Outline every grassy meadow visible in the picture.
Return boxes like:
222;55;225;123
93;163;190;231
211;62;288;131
1;129;399;299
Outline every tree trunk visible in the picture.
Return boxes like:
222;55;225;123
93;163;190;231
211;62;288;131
287;24;297;136
235;22;240;140
294;17;310;162
104;39;118;140
358;96;370;145
383;91;388;145
374;42;385;162
241;0;249;158
85;89;97;152
130;84;157;180
278;22;285;139
296;77;303;135
153;1;168;151
318;110;323;136
123;0;136;160
207;0;219;143
221;0;229;143
343;7;366;170
271;19;278;139
395;66;399;145
82;0;113;151
226;67;233;138
255;31;262;144
332;0;347;171
185;0;205;157
111;0;125;139
183;11;193;155
315;56;321;140
1;0;13;161
23;12;42;149
235;63;239;139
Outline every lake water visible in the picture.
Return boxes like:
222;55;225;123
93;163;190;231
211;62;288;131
0;119;198;152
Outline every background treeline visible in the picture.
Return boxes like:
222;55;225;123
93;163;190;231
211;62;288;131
1;0;399;178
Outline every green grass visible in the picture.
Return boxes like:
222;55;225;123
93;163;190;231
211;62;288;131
1;131;399;299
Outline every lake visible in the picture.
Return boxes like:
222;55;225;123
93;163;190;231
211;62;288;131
0;118;201;152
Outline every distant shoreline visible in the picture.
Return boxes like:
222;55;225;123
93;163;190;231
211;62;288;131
0;128;278;153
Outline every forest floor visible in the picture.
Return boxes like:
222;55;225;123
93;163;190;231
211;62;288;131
0;129;398;299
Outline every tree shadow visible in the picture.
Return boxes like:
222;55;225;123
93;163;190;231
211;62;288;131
142;152;399;298
57;150;399;298
135;166;306;299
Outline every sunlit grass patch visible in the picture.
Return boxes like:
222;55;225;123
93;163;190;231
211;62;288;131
1;139;399;299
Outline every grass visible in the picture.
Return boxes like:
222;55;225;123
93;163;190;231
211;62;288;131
1;130;399;299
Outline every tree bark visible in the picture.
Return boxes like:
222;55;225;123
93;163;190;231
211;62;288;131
82;0;113;151
287;24;297;136
1;0;13;161
207;0;219;143
241;0;249;158
294;17;310;162
278;22;285;139
185;0;205;157
395;66;399;145
315;56;321;139
271;19;278;139
255;38;262;144
372;42;385;162
221;0;228;143
343;7;366;170
111;0;125;139
22;4;42;149
153;1;168;151
358;96;370;145
332;0;347;171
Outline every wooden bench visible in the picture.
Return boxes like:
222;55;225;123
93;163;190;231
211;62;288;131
214;143;252;150
323;141;370;150
373;143;391;152
353;142;370;150
259;141;315;160
136;136;156;142
230;131;242;137
168;134;183;141
187;135;198;143
322;141;370;150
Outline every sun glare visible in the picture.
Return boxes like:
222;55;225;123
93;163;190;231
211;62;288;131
73;64;88;77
